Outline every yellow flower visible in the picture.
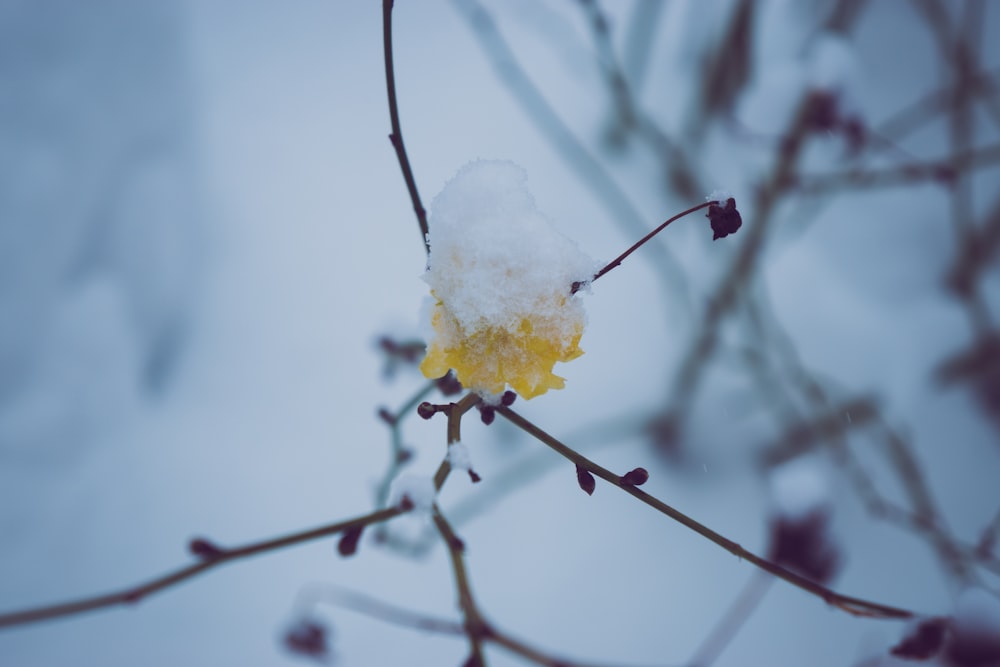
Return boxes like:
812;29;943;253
420;292;585;399
418;160;594;400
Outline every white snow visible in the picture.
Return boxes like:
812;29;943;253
423;159;595;346
769;458;830;519
446;441;473;472
706;189;734;205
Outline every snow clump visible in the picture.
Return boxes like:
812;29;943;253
420;160;596;400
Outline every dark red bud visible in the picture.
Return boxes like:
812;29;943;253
622;467;649;486
576;465;596;496
337;525;364;557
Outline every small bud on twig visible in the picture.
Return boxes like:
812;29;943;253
576;464;596;496
417;402;439;420
188;537;226;561
435;371;463;396
621;467;649;486
337;525;364;557
478;404;496;425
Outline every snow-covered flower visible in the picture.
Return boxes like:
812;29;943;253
419;161;595;400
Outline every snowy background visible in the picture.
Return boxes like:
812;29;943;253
1;1;999;666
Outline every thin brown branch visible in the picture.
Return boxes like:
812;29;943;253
383;0;430;255
0;507;404;630
575;201;713;293
497;406;916;620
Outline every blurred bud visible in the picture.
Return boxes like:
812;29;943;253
377;406;397;426
576;465;596;496
417;402;438;420
501;390;517;406
435;371;464;396
283;618;330;662
621;467;649;486
806;89;840;133
462;653;485;667
337;525;364;557
377;336;426;380
767;508;841;584
188;537;225;561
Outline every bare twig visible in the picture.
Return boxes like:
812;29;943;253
383;0;430;255
497;406;916;620
0;507;404;630
574;201;713;293
433;507;489;665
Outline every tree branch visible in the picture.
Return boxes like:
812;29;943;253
383;0;430;255
0;507;404;630
497;406;916;620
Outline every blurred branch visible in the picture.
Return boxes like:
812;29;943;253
383;0;431;255
876;67;1000;142
687;0;755;143
749;289;1000;581
946;194;1000;298
622;0;663;96
0;507;404;630
793;143;1000;194
452;0;690;309
687;571;773;667
497;406;916;620
575;0;702;198
374;379;438;513
978;506;1000;559
759;396;878;468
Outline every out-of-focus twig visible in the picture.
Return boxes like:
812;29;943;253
452;0;690;309
576;0;702;198
793;143;1000;194
687;571;773;667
